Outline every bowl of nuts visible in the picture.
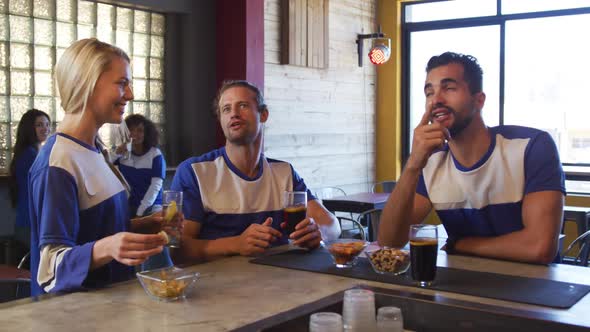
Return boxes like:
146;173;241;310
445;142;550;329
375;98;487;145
366;247;410;275
136;266;199;301
325;239;369;268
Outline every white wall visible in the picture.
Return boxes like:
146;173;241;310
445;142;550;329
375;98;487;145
263;0;377;194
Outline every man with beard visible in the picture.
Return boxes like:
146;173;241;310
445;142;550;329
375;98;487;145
171;80;340;262
377;52;565;264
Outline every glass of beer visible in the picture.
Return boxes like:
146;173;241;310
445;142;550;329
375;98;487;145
283;191;307;236
409;224;438;287
162;190;183;248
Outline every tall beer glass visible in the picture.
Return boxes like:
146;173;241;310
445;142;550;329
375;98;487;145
409;224;438;287
283;191;307;236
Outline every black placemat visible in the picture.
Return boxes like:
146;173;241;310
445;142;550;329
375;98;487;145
250;249;590;309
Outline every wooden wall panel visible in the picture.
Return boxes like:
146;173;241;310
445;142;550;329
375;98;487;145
281;0;307;66
264;0;377;194
307;0;328;68
281;0;328;68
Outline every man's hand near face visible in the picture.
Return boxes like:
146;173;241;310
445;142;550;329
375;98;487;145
406;109;450;172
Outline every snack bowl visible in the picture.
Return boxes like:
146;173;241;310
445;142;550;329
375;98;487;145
366;247;410;276
325;239;369;268
136;266;199;301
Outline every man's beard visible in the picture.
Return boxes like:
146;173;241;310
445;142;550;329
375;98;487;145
433;104;475;138
227;134;252;145
449;110;474;137
227;129;261;146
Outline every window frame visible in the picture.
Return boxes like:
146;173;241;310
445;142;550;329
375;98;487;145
400;0;590;194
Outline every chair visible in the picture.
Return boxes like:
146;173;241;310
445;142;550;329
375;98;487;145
337;216;367;241
312;187;366;241
0;251;31;303
562;230;590;267
359;208;382;242
337;208;385;242
312;187;347;201
371;181;397;193
312;186;354;219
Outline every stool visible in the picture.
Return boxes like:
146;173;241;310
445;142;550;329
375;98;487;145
0;264;31;303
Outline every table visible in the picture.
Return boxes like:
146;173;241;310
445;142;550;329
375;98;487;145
321;192;389;214
322;192;389;241
2;249;589;331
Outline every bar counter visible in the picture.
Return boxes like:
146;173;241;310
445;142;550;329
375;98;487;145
1;249;589;331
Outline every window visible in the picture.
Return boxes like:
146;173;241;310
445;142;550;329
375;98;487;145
405;0;496;22
0;0;166;174
402;0;590;194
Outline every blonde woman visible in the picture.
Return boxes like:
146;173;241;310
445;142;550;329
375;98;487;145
29;38;166;296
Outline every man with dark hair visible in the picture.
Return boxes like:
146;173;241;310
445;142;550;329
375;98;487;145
378;52;565;264
171;80;340;262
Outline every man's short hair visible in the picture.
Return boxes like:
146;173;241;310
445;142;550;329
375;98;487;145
212;80;267;118
426;52;483;95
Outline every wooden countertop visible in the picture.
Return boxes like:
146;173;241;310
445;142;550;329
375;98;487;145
2;248;589;331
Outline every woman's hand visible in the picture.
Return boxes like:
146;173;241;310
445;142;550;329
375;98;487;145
92;232;166;268
130;212;164;234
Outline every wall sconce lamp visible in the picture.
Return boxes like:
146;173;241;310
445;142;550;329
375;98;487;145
356;26;391;67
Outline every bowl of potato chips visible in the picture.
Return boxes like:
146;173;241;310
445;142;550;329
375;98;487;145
136;266;199;301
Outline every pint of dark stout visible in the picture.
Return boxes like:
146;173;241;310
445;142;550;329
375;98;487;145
283;191;307;235
283;205;307;234
409;224;438;287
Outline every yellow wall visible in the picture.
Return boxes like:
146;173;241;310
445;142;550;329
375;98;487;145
376;0;421;181
564;196;590;248
566;196;590;207
375;0;402;182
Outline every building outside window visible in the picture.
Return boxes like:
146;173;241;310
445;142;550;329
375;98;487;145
0;0;166;174
402;0;590;194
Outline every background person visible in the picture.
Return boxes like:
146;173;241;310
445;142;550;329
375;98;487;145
9;109;51;250
378;52;565;264
114;114;172;270
171;80;341;263
29;38;166;296
115;114;166;218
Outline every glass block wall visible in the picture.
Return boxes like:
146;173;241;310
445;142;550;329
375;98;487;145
0;0;166;174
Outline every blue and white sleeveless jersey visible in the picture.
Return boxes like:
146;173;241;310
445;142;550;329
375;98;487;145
29;133;132;296
171;147;315;244
417;126;565;239
115;146;165;209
